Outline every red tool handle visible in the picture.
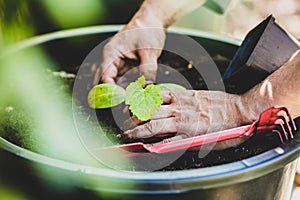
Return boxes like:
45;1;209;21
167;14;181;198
94;107;294;155
106;124;255;154
146;124;254;153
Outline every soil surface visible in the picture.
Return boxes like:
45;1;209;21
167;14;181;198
1;35;297;171
71;48;292;171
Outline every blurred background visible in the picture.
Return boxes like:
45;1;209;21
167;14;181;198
1;0;300;199
1;0;300;45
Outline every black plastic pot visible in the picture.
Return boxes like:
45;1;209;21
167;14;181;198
1;26;300;200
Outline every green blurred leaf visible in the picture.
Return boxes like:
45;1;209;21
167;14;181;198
125;76;146;105
88;84;125;108
41;0;105;28
158;83;186;91
125;76;162;121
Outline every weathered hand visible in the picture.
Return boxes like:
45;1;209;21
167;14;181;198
93;13;165;85
93;0;208;85
123;90;254;149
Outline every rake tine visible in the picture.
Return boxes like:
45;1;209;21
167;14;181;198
275;115;293;140
272;129;284;143
255;107;296;143
275;106;297;131
277;122;289;141
274;107;295;139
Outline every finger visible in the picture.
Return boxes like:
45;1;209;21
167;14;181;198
94;44;123;84
117;52;139;75
151;105;177;119
93;61;118;85
102;54;139;86
138;50;158;82
101;57;123;83
123;117;178;139
160;91;172;104
160;90;181;105
122;105;177;130
122;115;143;131
123;51;138;60
101;67;117;83
93;66;102;85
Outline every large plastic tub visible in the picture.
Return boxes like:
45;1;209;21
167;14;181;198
0;26;300;200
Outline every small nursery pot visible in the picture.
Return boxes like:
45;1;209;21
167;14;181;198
0;26;300;200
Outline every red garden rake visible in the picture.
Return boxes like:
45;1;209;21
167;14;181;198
94;106;296;156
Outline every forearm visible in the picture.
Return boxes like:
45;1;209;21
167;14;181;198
241;50;300;121
129;0;206;28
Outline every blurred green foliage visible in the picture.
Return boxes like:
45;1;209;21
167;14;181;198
0;181;28;200
0;0;133;198
41;0;105;29
0;0;34;47
0;0;236;199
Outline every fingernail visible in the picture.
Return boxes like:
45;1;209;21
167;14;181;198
123;131;131;138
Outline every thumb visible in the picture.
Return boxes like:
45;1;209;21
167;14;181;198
138;50;159;83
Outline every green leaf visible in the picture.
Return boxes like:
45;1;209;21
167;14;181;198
158;83;186;91
125;76;146;105
88;83;126;108
125;76;162;121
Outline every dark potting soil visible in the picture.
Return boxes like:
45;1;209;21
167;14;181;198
1;49;292;171
71;50;293;171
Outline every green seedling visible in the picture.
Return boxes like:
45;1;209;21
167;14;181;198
125;76;162;121
88;76;186;121
88;83;126;109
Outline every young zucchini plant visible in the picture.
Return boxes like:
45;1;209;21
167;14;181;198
88;76;185;121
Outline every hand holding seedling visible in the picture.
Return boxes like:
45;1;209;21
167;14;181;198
89;76;249;148
89;50;300;149
91;0;300;148
123;90;249;147
123;50;300;147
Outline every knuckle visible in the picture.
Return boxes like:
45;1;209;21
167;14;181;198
100;75;110;82
123;130;133;139
172;104;181;116
169;91;177;101
127;127;143;139
144;121;155;135
174;117;181;132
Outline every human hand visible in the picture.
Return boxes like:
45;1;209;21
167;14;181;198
123;90;255;150
93;14;165;85
93;0;212;85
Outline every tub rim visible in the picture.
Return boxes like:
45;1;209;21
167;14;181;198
1;25;299;194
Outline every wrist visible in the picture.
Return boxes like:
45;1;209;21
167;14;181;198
129;6;166;29
225;94;251;126
239;90;274;123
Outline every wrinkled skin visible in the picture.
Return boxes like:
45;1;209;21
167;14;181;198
94;0;300;150
93;10;166;85
123;90;250;149
93;0;206;85
122;51;300;149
